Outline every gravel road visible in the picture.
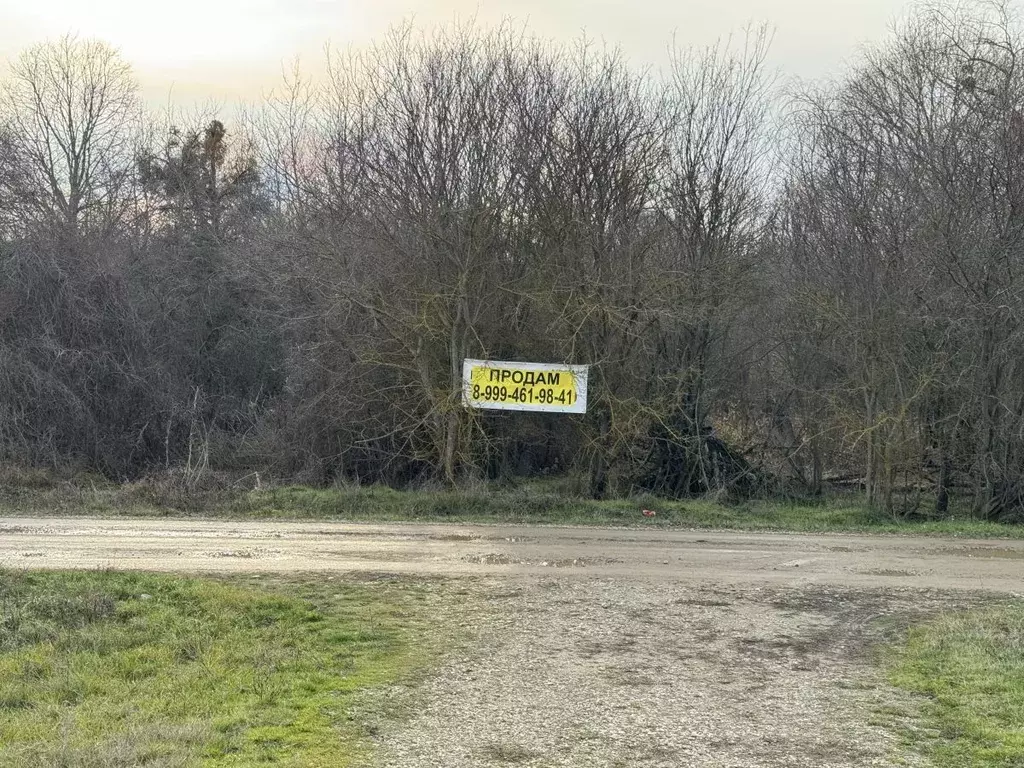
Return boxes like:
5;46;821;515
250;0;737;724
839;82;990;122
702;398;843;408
1;517;1023;591
3;517;1021;766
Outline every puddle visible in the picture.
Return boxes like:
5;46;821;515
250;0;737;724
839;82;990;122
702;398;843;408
430;533;481;542
469;553;526;565
674;597;734;607
465;553;592;567
957;547;1024;560
205;548;277;559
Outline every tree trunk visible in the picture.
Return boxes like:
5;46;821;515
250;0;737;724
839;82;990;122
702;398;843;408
442;410;459;487
936;450;951;516
972;322;999;519
865;391;877;507
589;401;611;499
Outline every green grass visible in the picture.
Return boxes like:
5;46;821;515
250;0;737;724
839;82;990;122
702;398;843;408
2;478;1021;538
0;570;444;767
223;485;1021;536
889;604;1024;767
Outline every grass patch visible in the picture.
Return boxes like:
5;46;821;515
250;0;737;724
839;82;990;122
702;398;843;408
0;570;444;767
1;472;1022;537
889;603;1024;766
220;487;1024;536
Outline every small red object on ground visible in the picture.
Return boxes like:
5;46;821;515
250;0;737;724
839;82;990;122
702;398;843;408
641;509;657;517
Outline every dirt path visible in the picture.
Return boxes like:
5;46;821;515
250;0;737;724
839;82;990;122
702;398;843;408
1;517;1022;591
370;577;949;768
3;517;1021;766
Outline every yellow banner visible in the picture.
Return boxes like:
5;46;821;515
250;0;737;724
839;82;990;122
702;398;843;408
462;360;588;413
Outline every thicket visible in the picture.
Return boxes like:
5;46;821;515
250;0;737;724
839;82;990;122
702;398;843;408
4;2;1024;520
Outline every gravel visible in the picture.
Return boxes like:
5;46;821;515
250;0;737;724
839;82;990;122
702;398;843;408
370;577;955;768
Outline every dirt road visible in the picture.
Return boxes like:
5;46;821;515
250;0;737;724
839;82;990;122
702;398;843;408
3;517;1021;766
1;516;1022;591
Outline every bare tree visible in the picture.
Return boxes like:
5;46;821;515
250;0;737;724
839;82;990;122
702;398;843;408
0;35;140;238
778;0;1024;518
639;26;777;498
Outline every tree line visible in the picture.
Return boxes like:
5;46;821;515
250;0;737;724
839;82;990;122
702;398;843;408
2;1;1024;520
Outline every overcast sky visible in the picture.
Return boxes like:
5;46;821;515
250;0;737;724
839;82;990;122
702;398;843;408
2;0;915;108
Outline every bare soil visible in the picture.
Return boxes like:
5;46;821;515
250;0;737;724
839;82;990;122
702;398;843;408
3;517;1020;766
